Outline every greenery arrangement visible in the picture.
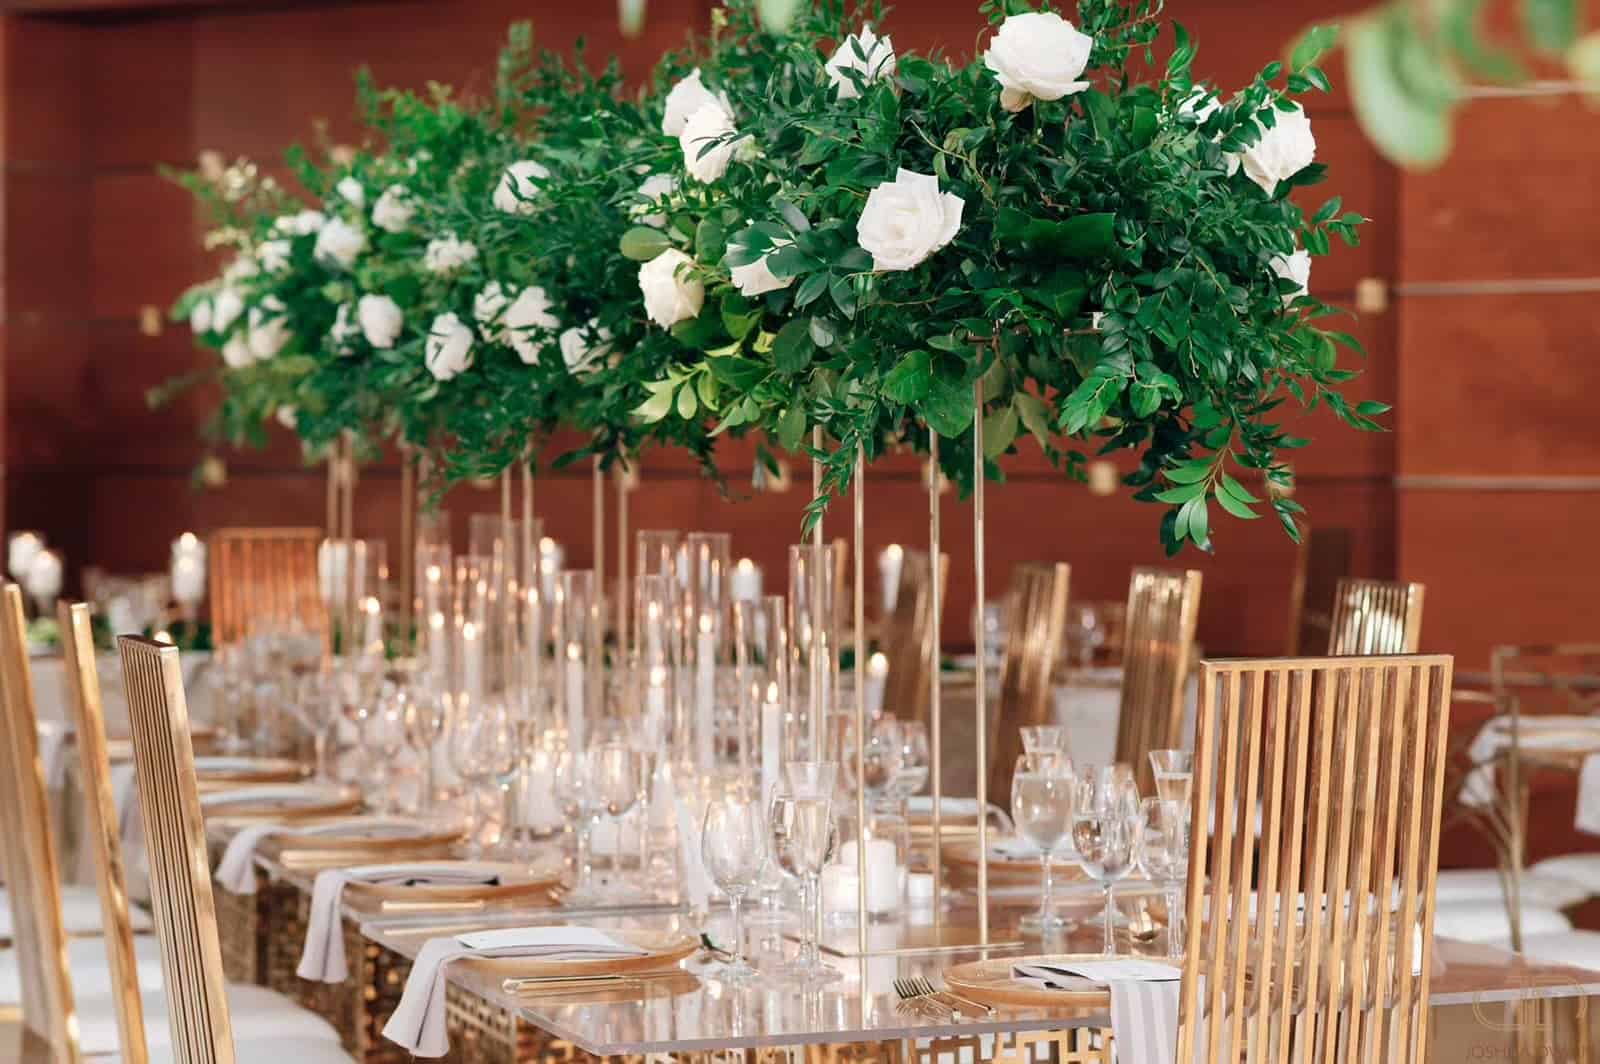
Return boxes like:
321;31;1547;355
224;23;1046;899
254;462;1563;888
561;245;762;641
165;0;1378;556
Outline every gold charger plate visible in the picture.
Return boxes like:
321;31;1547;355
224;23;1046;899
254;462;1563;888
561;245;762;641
464;928;701;979
944;954;1115;1009
942;838;1089;888
200;782;363;824
194;756;306;790
267;819;466;868
342;860;564;907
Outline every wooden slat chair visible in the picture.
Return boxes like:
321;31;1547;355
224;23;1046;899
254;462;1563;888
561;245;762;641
1113;567;1203;793
0;585;81;1060
207;528;327;650
1180;654;1455;1063
115;634;351;1064
1285;525;1353;656
881;549;948;724
1326;577;1424;656
986;562;1070;805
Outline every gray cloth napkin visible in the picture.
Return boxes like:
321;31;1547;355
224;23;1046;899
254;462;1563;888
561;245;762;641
1013;960;1181;1064
296;864;502;983
214;817;427;895
382;927;648;1057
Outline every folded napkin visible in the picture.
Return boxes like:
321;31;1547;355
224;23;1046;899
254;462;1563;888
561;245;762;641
296;865;503;983
214;817;427;895
1014;960;1181;1064
383;927;647;1057
1462;715;1600;807
1577;755;1600;836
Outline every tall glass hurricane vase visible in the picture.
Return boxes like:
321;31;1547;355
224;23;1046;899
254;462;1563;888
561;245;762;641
557;571;600;752
787;543;839;763
684;532;730;773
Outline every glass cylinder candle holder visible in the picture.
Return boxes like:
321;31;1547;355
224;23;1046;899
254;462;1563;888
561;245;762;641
734;594;788;799
634;530;681;658
634;573;679;754
417;544;453;695
453;555;491;712
320;538;388;660
556;570;600;751
683;532;730;773
788;542;839;762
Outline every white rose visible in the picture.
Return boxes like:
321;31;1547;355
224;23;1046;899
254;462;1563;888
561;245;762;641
473;281;512;341
633;173;678;228
190;298;213;335
223;255;258;283
679;102;743;184
503;286;560;363
493;160;549;215
424;312;474;381
1234;104;1315;196
728;239;794;297
638;248;705;328
313;217;366;269
275;405;298;430
257;238;291;273
357;294;403;348
983;12;1093;112
212;288;244;332
661;68;730;136
856;168;964;272
329;302;359;355
1271;248;1312;301
246;297;291;360
825;24;897;100
1180;88;1221;126
23;551;62;602
336;176;365;207
371;185;415;233
274;209;326;236
559;321;612;376
221;335;253;368
424;233;478;274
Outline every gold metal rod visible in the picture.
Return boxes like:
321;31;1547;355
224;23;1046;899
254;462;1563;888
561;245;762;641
342;431;358;655
811;426;824;757
593;457;606;636
400;445;416;655
617;461;630;656
973;378;988;946
929;433;943;935
325;448;338;538
853;442;867;958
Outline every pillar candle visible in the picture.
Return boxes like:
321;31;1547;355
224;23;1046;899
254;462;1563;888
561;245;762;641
760;681;781;804
694;613;715;771
731;558;762;602
462;621;484;710
877;544;903;616
840;836;899;914
864;651;888;718
565;643;585;750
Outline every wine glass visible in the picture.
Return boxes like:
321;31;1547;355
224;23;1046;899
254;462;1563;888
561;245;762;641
768;787;840;986
886;720;930;801
1020;725;1066;757
450;696;515;860
701;786;768;986
554;745;603;901
365;677;411;813
1138;796;1191;959
1073;765;1140;954
1011;752;1076;934
593;742;642;889
1148;749;1193;804
405;683;450;815
1068;603;1105;668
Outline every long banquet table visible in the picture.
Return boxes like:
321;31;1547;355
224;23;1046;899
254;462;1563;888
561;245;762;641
210;820;1600;1063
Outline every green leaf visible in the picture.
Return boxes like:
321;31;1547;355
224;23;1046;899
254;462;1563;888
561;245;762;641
776;403;806;451
1155;481;1207;504
983;405;1018;459
1523;0;1579;54
1220;474;1261;504
720;292;760;340
1347;13;1455;169
620;226;672;262
1180;495;1210;546
1165;461;1213;485
771;319;816;374
694;216;727;263
707;356;766;392
675;384;698;420
1130;380;1162;417
1026;269;1089;319
1571;31;1600;103
882;350;931;404
1013;392;1051;448
1291;24;1340;73
634;387;674;423
993;208;1117;261
922;368;973;438
1213;482;1260;520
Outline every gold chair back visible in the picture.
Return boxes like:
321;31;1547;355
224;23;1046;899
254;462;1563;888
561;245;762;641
117;635;237;1064
207;527;326;649
882;550;948;723
1180;654;1454;1064
1327;577;1425;655
0;584;81;1061
987;562;1070;804
1285;525;1353;656
60;602;151;1064
1114;567;1202;792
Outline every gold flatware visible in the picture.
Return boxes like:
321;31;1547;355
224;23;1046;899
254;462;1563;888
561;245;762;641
893;977;959;1021
904;975;996;1018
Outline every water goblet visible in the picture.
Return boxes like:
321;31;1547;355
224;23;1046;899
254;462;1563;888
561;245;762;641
1011;752;1076;934
1073;766;1140;954
768;788;840;986
554;746;604;901
1138;796;1191;958
701;785;768;986
1148;749;1193;804
404;683;450;814
365;677;410;813
886;720;930;801
449;696;515;859
1020;725;1066;756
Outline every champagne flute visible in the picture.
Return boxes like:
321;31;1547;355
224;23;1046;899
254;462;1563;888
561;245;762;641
554;746;603;901
1073;766;1140;954
594;742;642;890
404;683;449;815
1139;796;1191;958
1148;749;1193;803
1011;752;1075;934
449;696;515;860
768;788;840;986
701;786;768;985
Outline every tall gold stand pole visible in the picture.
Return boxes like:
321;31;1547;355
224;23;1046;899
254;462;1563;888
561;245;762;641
325;449;338;538
592;457;606;635
853;443;868;956
399;444;416;655
972;380;988;945
341;431;358;656
929;434;943;936
617;462;630;659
